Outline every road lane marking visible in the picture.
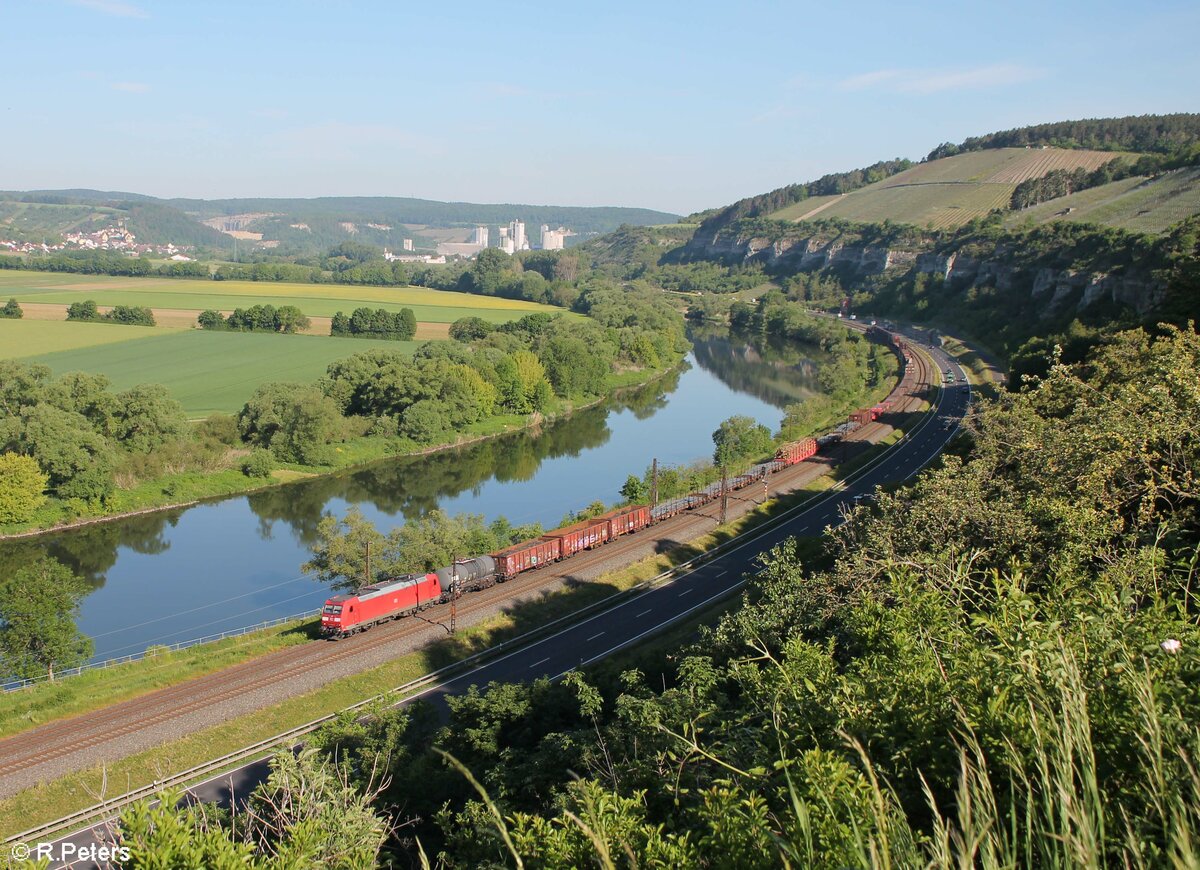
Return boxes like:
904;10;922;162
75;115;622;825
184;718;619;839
586;632;605;641
678;588;693;597
529;657;550;669
636;609;651;617
713;569;727;578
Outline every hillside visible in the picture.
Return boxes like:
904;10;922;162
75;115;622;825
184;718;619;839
0;196;234;250
1005;166;1200;234
768;147;1128;230
0;189;679;255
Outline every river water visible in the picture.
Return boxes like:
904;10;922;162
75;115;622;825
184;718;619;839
0;329;821;662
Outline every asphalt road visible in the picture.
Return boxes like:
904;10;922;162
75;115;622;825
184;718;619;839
31;342;971;869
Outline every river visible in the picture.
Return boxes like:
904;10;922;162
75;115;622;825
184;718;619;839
0;328;822;663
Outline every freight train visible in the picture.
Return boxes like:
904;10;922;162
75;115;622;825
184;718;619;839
320;329;914;638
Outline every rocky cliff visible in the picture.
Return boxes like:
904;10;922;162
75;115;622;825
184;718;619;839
681;223;1167;317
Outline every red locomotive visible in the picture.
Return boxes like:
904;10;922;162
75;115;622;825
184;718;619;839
322;572;441;637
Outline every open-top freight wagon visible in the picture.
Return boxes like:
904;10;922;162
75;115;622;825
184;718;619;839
546;517;611;558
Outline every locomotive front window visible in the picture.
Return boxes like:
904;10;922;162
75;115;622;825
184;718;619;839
323;605;343;615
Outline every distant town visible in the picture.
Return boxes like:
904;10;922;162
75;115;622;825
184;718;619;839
0;221;195;260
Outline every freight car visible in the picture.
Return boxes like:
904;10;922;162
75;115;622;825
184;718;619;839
435;555;498;594
594;504;651;538
546;517;611;558
493;537;561;580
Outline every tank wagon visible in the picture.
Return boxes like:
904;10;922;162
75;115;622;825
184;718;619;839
321;329;918;637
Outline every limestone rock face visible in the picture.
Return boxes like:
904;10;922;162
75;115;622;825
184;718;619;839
679;225;1166;319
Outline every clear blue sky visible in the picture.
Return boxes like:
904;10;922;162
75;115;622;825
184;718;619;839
2;0;1197;215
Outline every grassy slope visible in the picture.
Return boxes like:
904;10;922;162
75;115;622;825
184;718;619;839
769;147;1134;229
20;330;422;417
0;271;563;322
1004;166;1200;233
0;319;178;356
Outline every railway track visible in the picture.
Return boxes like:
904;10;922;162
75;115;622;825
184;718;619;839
0;334;935;795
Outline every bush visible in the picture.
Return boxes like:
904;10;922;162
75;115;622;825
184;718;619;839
0;298;21;319
241;449;276;478
0;453;48;523
66;300;99;321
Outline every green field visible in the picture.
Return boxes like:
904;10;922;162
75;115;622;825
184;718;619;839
19;329;421;417
0;271;564;323
769;147;1137;229
1005;167;1200;234
0;318;179;356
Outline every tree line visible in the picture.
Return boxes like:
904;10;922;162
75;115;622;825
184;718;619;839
927;111;1200;160
198;304;311;334
66;300;155;326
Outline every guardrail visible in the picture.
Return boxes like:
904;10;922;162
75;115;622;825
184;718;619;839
7;340;954;849
2;611;319;692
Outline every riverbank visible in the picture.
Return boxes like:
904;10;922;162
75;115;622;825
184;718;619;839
0;358;685;541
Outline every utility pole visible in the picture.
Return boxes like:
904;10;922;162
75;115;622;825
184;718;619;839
720;465;729;525
365;541;371;586
650;458;659;508
449;559;460;635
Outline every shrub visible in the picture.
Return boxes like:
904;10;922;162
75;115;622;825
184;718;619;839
241;449;276;478
0;298;21;319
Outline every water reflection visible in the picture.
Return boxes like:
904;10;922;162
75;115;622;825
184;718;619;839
0;335;820;661
690;325;821;408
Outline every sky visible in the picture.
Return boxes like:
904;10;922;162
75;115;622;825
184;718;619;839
1;0;1197;215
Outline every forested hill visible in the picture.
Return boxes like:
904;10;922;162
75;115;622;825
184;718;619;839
166;195;677;237
926;112;1200;160
0;188;678;254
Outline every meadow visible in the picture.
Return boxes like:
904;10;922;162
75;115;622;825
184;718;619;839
17;329;421;417
0;271;563;323
0;318;177;357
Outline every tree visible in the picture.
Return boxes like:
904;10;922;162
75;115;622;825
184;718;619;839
0;360;50;417
66;299;99;321
0;298;21;319
16;405;116;500
238;383;344;464
274;305;311;334
197;309;225;330
42;371;118;435
450;317;494;342
470;247;512;295
619;473;648;504
0;452;47;523
302;506;393;590
712;415;773;467
112;384;187;453
0;557;93;680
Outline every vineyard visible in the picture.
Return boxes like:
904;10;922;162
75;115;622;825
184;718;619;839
816;181;1015;229
981;147;1130;183
768;147;1137;230
1006;166;1200;234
